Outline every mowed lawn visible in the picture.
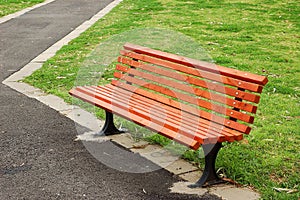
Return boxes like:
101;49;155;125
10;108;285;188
0;0;44;17
24;0;299;199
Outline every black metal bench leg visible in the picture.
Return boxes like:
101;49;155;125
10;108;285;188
97;110;125;136
188;142;225;188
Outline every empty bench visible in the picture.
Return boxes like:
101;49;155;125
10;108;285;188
69;43;268;187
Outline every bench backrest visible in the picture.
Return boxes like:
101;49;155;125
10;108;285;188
112;43;268;135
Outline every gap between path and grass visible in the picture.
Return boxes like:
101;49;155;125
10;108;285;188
0;0;44;17
24;0;299;199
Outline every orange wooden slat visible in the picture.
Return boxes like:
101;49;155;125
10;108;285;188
99;85;244;142
116;63;257;113
70;87;201;149
73;86;214;143
88;85;241;143
111;80;251;134
84;86;219;142
120;51;264;93
114;71;254;123
70;84;244;144
118;56;261;104
123;43;268;85
70;88;200;150
70;86;208;146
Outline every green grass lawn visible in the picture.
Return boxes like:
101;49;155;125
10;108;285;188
24;0;299;199
0;0;44;17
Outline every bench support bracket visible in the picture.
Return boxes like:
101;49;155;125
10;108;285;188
98;110;124;136
188;142;224;188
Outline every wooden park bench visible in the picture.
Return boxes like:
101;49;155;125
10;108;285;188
69;43;268;187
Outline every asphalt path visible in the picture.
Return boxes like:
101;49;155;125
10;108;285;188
0;0;220;199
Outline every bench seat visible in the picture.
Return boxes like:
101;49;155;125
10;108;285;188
70;84;245;149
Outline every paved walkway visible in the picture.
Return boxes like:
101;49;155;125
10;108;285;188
0;1;261;199
0;0;221;199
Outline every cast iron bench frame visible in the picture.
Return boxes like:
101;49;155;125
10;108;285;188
69;43;268;187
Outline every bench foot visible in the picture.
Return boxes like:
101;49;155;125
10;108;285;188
97;111;125;136
188;142;224;188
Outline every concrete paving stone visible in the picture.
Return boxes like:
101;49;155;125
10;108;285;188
62;32;82;42
41;47;60;55
95;0;123;18
210;185;260;200
74;27;89;33
61;108;103;132
51;40;70;49
24;88;47;98
74;23;90;32
132;140;149;149
131;144;181;169
2;76;17;83
3;81;41;96
179;170;202;183
10;63;43;81
81;20;97;26
36;94;75;111
31;52;56;63
169;181;208;196
109;133;136;149
130;143;161;154
165;159;199;175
